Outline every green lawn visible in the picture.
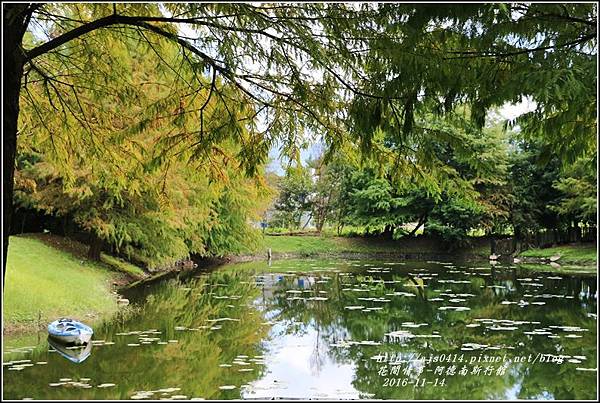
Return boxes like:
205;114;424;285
519;244;597;264
517;263;597;276
261;235;446;255
263;235;341;254
4;236;121;332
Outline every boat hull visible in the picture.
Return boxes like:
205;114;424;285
47;336;92;363
48;332;92;345
47;318;93;346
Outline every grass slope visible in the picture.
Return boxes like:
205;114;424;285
261;235;484;255
24;233;147;279
519;244;597;264
4;236;121;332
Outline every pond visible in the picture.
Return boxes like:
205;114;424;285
3;258;597;400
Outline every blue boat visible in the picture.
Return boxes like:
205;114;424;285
47;318;93;345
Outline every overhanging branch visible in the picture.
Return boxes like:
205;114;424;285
445;33;596;60
25;12;386;101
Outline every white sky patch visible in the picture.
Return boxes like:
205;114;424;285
498;97;537;121
242;325;361;399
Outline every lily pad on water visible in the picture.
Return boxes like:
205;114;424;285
488;326;519;331
438;306;471;311
401;322;428;328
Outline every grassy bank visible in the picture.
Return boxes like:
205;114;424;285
26;233;147;279
3;235;139;334
259;235;597;266
517;262;597;276
258;234;490;258
262;235;418;255
519;244;597;265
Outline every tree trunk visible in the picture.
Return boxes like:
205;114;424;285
3;5;29;287
512;237;521;255
87;234;103;261
316;221;324;233
382;224;394;239
336;211;344;235
21;211;26;234
301;211;313;230
315;206;326;233
408;214;427;237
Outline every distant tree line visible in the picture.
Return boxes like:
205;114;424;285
268;121;596;246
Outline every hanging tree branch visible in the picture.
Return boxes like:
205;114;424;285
25;11;387;101
445;33;597;60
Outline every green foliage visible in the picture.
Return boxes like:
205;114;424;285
507;139;597;240
270;165;314;230
14;149;267;268
204;185;266;257
508;141;564;236
15;27;271;268
317;118;512;241
343;168;409;235
19;3;595;190
425;192;486;243
347;3;596;169
306;153;349;232
551;156;597;225
20;3;359;178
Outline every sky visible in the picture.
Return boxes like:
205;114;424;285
498;97;537;121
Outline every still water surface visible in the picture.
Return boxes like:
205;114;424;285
3;259;597;400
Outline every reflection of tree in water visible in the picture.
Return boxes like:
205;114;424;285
309;324;326;375
3;261;596;400
260;261;597;400
3;267;271;400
